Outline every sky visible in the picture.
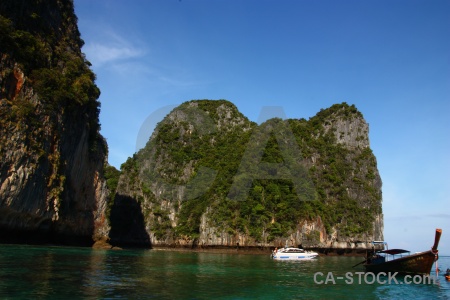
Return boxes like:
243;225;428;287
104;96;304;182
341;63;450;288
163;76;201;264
73;0;450;254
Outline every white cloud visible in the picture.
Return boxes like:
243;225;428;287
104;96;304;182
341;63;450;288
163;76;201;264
82;31;145;67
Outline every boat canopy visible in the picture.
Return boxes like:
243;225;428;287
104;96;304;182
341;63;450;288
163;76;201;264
378;249;409;255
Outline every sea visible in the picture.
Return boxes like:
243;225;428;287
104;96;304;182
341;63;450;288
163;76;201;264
0;244;449;299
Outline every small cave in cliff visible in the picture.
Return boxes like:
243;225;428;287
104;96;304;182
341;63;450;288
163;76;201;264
108;194;151;248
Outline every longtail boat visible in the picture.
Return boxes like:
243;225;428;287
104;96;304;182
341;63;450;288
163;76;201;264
360;228;441;275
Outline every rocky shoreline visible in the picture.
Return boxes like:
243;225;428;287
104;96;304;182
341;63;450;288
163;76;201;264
148;245;368;256
0;236;369;256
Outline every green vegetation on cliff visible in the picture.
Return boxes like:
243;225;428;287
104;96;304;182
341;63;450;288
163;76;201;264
135;100;255;239
0;0;109;244
114;100;382;246
0;1;101;151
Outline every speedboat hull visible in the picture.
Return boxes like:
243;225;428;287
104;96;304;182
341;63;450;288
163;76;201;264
272;247;319;260
272;254;318;260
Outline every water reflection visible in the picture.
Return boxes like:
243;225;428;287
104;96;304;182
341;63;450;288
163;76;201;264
0;245;449;299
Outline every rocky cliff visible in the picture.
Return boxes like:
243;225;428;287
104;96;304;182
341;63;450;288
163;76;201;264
114;100;383;251
0;1;383;250
0;0;109;245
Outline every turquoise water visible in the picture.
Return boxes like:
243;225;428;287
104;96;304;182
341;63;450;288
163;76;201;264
0;245;449;299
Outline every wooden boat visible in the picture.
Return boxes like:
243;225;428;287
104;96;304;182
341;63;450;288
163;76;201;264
362;228;441;275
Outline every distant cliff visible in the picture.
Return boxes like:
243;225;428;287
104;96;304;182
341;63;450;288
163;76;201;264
113;100;383;250
0;0;109;245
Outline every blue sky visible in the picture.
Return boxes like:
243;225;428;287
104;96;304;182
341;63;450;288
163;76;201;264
74;0;450;254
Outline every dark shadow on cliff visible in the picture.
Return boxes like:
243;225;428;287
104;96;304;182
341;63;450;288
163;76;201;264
108;194;151;248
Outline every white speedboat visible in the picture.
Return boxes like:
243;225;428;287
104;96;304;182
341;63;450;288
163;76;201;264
271;247;319;260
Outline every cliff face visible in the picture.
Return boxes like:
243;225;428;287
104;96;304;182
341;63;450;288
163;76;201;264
114;100;383;250
0;2;383;250
0;0;109;245
112;100;254;247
